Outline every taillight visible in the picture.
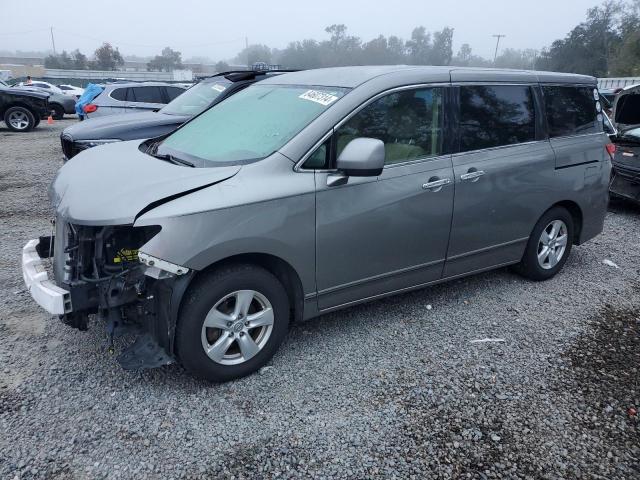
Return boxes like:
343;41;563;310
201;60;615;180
605;143;616;159
83;104;98;113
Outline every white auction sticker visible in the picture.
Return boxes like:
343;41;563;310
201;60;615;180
211;84;226;92
299;90;339;106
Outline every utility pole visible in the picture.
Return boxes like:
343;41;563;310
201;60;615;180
50;27;57;55
492;34;506;63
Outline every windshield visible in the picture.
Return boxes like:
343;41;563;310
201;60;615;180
158;84;349;165
160;80;231;116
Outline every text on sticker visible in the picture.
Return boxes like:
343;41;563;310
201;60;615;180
299;90;339;106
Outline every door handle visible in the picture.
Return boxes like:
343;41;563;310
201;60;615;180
460;170;485;182
422;178;451;191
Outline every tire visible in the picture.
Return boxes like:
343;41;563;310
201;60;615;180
33;116;41;127
51;104;65;120
176;264;290;382
4;106;35;132
514;206;574;281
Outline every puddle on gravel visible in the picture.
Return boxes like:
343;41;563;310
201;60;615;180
565;303;640;417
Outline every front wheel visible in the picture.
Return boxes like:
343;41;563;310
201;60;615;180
176;264;290;382
4;106;35;132
514;206;574;281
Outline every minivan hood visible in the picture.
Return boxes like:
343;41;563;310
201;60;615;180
50;140;240;225
63;111;190;141
613;84;640;132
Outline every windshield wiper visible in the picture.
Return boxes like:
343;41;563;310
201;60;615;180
153;152;195;168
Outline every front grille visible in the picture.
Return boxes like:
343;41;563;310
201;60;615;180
60;134;79;159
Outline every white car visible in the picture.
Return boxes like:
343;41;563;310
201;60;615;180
15;80;64;95
57;84;84;99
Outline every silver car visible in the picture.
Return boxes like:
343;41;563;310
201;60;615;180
82;82;187;118
23;66;611;382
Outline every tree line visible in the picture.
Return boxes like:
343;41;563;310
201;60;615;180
45;44;184;72
43;0;640;77
237;0;640;76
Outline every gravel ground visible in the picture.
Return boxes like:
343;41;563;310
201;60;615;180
1;120;639;479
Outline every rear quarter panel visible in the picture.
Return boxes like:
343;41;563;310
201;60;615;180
550;133;610;243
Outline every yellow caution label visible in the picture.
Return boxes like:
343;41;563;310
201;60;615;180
113;248;139;263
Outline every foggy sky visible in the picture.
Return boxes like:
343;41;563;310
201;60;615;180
0;0;604;61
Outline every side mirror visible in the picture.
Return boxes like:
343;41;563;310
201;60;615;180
336;138;385;177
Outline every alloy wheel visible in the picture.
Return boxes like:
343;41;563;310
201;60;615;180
537;219;568;270
200;290;274;365
8;110;30;130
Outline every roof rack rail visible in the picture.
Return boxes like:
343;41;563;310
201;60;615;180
196;69;300;82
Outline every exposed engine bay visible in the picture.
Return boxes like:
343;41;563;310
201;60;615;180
37;218;190;369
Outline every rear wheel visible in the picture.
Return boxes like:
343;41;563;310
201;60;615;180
4;106;35;132
514;206;574;281
51;104;65;120
176;264;290;382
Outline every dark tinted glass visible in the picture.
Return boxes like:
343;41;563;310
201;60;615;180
336;87;444;165
302;138;331;169
132;86;165;104
614;93;640;126
459;85;535;152
165;86;185;101
543;86;600;137
111;88;128;101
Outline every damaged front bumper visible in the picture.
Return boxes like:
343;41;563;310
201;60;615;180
22;238;72;315
21;228;193;370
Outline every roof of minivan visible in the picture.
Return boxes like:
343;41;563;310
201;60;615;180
259;66;596;88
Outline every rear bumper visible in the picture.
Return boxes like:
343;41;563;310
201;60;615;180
610;166;640;202
22;239;72;315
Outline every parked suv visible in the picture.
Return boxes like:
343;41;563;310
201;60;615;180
80;82;187;119
0;85;49;131
60;71;289;160
22;67;611;382
608;84;640;204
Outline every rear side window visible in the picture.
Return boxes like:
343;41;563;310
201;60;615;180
336;87;444;165
459;85;536;152
132;86;165;104
614;93;640;126
165;86;185;101
543;86;600;137
110;88;128;101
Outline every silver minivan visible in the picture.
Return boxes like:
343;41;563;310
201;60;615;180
23;66;612;382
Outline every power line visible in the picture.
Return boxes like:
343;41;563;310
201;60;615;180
52;29;247;50
0;27;50;37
